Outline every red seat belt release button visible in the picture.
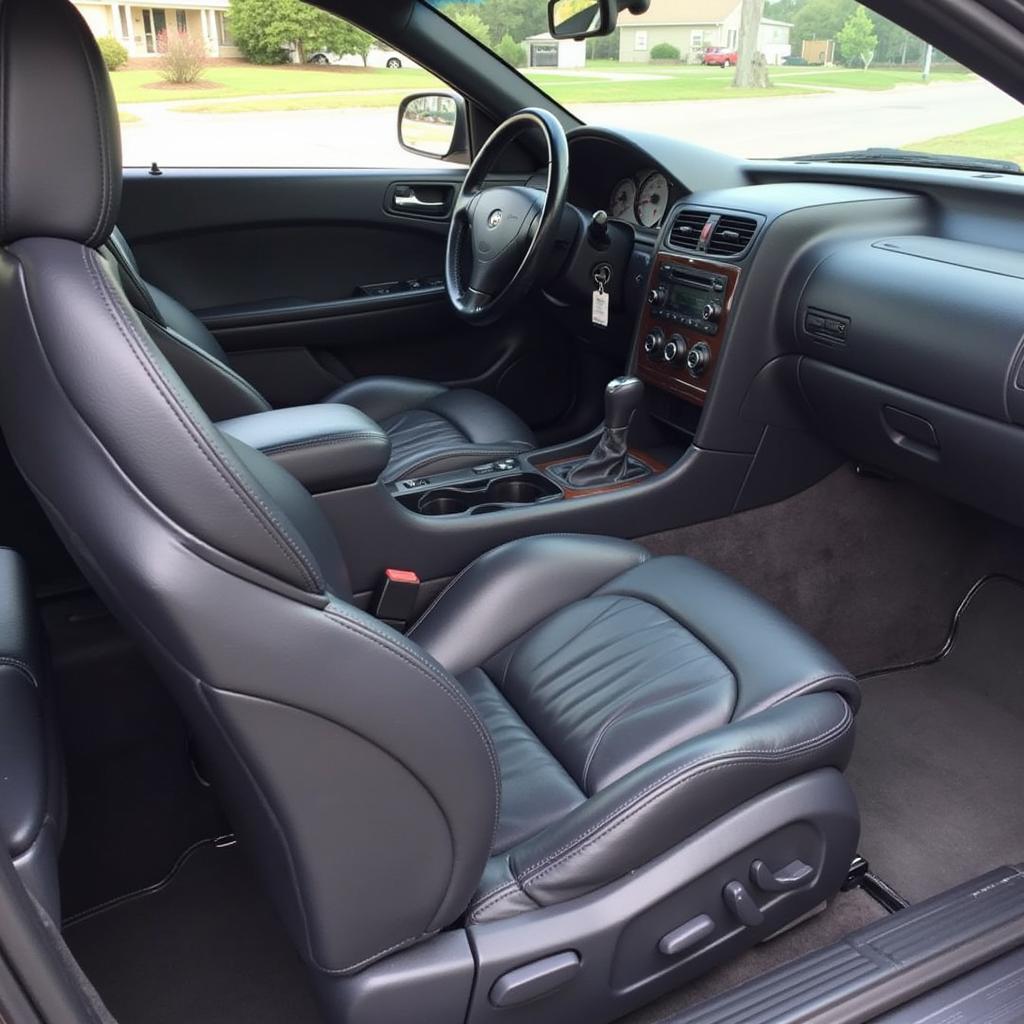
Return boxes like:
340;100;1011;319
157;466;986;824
376;569;421;630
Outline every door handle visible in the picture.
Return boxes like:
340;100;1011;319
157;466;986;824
394;192;445;209
389;183;454;218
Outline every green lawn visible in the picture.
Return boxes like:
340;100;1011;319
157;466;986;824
111;64;442;104
908;117;1024;166
770;68;967;90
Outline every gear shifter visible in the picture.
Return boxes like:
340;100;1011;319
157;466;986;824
561;376;648;489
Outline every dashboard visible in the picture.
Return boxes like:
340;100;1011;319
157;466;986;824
555;124;1024;532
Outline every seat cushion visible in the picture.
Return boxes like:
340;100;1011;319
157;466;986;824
411;536;859;924
324;377;536;482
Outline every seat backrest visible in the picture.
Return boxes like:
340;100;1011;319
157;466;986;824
0;0;497;975
104;228;273;420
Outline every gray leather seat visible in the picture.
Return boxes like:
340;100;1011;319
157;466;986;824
105;229;537;483
0;3;861;1021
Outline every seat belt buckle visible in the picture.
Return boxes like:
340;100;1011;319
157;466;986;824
375;568;421;632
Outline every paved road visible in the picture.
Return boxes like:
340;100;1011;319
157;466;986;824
120;77;1021;169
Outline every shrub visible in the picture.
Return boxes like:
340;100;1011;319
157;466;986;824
494;34;525;68
650;42;681;61
157;30;209;84
97;35;129;72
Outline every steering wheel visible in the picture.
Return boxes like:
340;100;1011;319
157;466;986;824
445;108;569;325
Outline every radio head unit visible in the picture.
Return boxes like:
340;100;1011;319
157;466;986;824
651;265;728;335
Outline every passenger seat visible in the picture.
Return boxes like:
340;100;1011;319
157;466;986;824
0;548;64;922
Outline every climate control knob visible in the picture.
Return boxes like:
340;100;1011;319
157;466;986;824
686;342;712;377
663;335;687;363
702;302;723;323
643;329;664;356
649;286;667;306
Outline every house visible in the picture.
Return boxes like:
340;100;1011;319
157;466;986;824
524;33;586;69
72;2;241;58
618;0;792;65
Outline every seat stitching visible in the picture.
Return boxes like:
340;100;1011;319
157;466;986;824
321;609;501;850
468;704;852;921
83;250;322;590
581;670;734;792
0;655;39;688
520;703;851;879
142;315;271;412
74;22;109;246
261;432;388;456
766;672;857;708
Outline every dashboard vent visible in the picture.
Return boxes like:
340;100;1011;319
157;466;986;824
708;215;758;257
669;211;711;251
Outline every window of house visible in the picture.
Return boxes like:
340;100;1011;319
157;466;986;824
634;30;647;51
727;29;737;47
691;31;704;50
118;5;130;38
215;11;233;47
176;10;188;33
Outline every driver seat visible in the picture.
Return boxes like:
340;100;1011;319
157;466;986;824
104;227;537;483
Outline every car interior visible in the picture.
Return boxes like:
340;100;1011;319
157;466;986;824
3;0;1024;1022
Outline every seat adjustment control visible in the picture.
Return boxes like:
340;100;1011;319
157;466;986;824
723;880;764;927
751;858;814;892
489;951;581;1008
658;914;715;957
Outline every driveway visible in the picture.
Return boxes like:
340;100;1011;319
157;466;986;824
119;77;1021;170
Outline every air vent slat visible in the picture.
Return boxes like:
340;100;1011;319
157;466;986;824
708;214;758;257
669;211;711;252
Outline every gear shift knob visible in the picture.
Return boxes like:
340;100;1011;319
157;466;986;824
604;376;644;432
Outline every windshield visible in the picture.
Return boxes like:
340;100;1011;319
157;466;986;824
429;0;1024;172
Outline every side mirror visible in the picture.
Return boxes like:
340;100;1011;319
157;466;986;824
548;0;616;40
397;92;470;164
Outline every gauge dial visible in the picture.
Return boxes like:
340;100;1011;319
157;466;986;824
635;171;669;228
609;177;637;221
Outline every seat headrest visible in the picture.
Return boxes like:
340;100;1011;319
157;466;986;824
0;0;122;246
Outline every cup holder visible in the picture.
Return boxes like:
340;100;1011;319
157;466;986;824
403;473;562;517
419;496;471;517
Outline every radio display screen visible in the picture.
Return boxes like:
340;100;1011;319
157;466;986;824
668;283;709;317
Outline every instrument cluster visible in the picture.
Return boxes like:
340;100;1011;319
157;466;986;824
608;170;671;229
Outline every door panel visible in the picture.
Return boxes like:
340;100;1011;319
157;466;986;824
118;168;575;425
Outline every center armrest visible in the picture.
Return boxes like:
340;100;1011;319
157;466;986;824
218;404;391;493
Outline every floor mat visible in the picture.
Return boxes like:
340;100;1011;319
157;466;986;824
622;888;886;1023
64;842;323;1024
848;576;1024;904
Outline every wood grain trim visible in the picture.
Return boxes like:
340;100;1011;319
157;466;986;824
630;254;741;407
538;450;665;499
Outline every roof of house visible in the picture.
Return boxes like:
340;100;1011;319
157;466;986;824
618;0;739;27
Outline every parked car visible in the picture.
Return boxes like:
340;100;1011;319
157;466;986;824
783;54;810;65
703;46;738;67
307;46;415;68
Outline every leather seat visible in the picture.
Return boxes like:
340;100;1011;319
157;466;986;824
104;230;537;483
0;4;860;1021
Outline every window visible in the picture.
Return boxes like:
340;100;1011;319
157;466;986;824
114;7;448;169
215;11;233;47
727;29;737;48
691;31;705;51
634;30;647;52
118;4;130;39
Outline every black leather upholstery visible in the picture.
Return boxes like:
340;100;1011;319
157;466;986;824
324;378;536;482
103;236;538;480
0;0;860;1002
219;404;392;493
412;539;857;922
0;548;63;923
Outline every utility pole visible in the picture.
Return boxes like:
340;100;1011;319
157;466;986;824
922;43;933;82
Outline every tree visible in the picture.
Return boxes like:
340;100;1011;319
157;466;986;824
836;6;877;67
449;8;491;47
228;0;373;65
733;0;767;88
477;0;547;44
494;33;526;67
792;0;854;48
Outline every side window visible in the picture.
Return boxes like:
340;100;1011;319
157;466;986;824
80;1;452;169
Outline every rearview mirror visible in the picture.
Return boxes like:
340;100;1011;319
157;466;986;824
548;0;616;40
397;92;470;164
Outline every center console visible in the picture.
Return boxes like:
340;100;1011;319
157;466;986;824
632;254;741;406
